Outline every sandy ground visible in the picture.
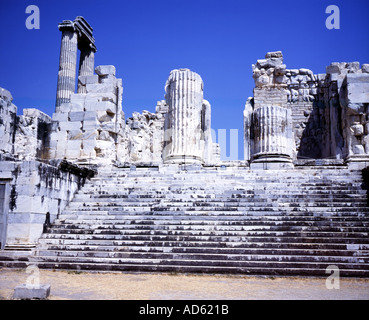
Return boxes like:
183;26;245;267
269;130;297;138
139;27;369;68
0;268;368;300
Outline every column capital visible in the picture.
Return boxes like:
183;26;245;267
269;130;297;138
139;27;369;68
58;20;75;32
74;16;97;52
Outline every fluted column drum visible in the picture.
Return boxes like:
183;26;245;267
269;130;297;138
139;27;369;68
253;105;293;162
55;23;78;110
163;69;204;164
77;47;95;93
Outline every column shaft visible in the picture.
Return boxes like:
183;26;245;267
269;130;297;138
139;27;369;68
55;29;78;110
164;69;204;164
253;105;292;161
77;48;95;93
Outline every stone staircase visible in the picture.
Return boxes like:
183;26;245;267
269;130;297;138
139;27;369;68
7;165;369;276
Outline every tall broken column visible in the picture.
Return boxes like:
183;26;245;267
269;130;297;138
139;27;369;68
55;17;97;108
245;51;294;169
55;20;78;110
163;68;204;164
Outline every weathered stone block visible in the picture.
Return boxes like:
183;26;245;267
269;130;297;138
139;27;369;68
352;124;364;136
69;103;84;113
57;103;73;114
69;112;85;122
78;74;99;85
347;62;360;73
86;83;117;95
99;74;117;85
265;51;283;59
0;87;13;102
52;112;68;122
82;123;99;132
353;144;365;154
59;121;82;131
84;101;116;112
362;64;369;73
83;111;98;122
95;65;116;76
326;64;340;74
87;92;117;103
347;74;369;104
14;284;50;300
257;58;283;69
82;130;98;140
68;130;83;140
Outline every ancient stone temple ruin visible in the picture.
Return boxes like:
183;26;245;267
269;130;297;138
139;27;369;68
0;17;368;277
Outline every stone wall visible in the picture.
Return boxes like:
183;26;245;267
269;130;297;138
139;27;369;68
0;160;94;247
285;67;322;159
287;61;369;161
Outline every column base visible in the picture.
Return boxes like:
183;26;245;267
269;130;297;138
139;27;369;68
250;154;294;170
164;155;203;165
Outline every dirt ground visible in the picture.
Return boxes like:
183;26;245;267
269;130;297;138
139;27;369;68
0;268;368;300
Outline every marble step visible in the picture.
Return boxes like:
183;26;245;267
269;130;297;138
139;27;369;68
34;250;369;264
72;193;367;200
31;255;369;271
39;233;369;244
56;212;369;223
27;261;369;277
51;218;369;228
36;244;369;256
36;239;369;251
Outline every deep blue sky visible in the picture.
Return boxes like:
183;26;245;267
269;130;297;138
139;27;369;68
1;0;369;160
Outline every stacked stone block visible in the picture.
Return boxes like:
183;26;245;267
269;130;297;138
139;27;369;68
286;68;325;159
50;65;125;165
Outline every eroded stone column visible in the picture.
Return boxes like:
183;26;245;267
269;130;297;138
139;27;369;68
253;104;293;162
77;46;95;93
248;51;294;169
163;68;204;164
75;17;96;94
55;20;78;110
202;99;213;164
